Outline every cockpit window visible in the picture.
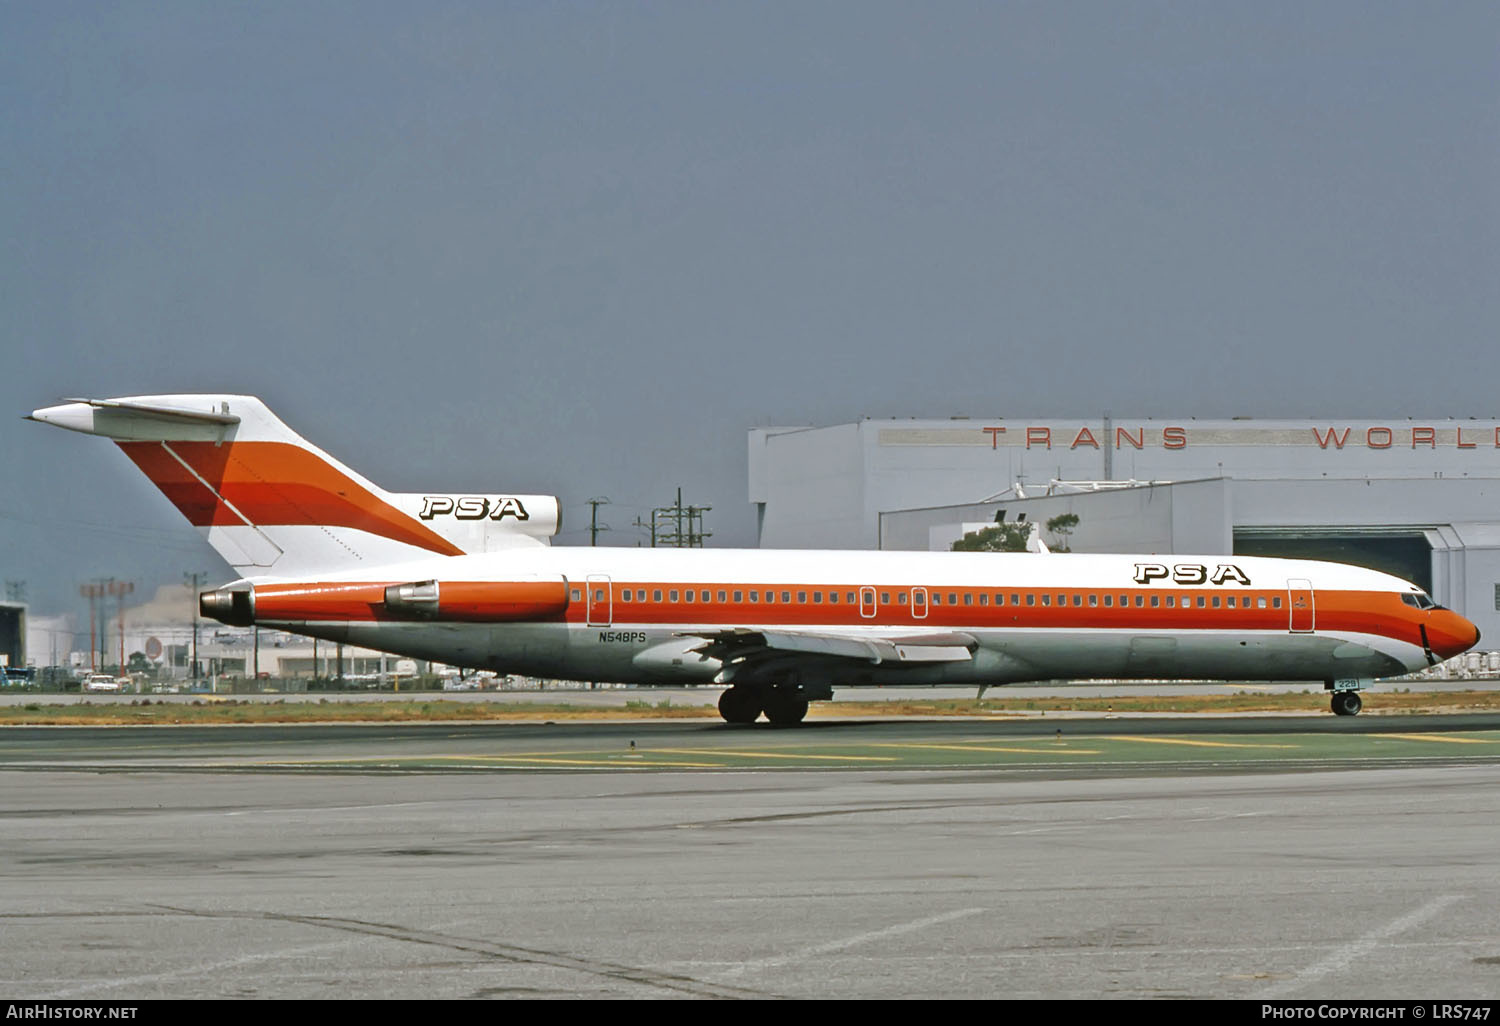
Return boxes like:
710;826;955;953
1402;592;1437;610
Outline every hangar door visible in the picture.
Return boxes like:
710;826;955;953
1236;530;1432;594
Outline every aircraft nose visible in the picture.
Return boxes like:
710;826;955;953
1428;611;1482;661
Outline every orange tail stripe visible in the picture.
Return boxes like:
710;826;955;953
118;441;462;556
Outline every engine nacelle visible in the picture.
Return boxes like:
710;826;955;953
201;577;571;625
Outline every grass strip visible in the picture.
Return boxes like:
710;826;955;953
2;688;1498;725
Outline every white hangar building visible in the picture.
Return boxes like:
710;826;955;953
748;417;1500;641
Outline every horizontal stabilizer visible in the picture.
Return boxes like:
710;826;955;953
29;393;555;576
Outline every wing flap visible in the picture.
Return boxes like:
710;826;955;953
690;627;976;666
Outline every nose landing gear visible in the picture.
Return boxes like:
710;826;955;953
1330;690;1363;716
1325;678;1370;716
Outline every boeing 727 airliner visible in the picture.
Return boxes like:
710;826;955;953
29;395;1480;722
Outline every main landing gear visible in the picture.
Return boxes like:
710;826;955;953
1325;679;1370;717
717;684;811;726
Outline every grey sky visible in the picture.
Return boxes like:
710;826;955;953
2;2;1497;618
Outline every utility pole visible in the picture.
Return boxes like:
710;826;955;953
108;580;133;675
80;578;116;670
184;571;208;683
80;582;102;670
648;488;712;547
586;497;611;546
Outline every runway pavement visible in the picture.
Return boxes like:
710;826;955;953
1;715;1499;999
5;677;1500;707
2;760;1498;999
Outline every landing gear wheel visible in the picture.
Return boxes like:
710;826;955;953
718;687;762;725
1331;691;1363;717
762;687;809;726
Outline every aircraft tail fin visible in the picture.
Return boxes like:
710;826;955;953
28;395;558;578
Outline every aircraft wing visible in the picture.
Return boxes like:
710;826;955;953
686;627;976;684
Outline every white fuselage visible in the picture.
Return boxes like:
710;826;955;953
241;547;1443;687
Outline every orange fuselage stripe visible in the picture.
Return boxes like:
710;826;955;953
248;579;1437;651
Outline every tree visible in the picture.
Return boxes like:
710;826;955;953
951;524;1033;552
1045;513;1080;552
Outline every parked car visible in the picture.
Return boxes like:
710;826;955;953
83;674;123;693
2;667;37;689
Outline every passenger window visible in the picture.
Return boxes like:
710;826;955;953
732;590;742;602
1072;594;1082;607
948;593;957;605
1134;595;1144;607
571;589;582;601
783;591;792;604
1151;595;1160;607
1026;594;1035;606
1212;596;1221;608
765;591;775;604
932;593;942;605
897;593;907;605
996;593;1006;606
684;590;694;603
1196;596;1205;608
749;591;758;603
1042;594;1052;607
914;592;925;605
829;592;839;604
979;594;988;606
653;589;663;602
964;593;973;606
1104;595;1113;607
1012;594;1021;605
1257;596;1266;609
797;591;807;603
1226;596;1236;609
1165;596;1175;608
1273;597;1283;608
880;592;890;604
669;590;679;602
846;592;857;604
1089;594;1098;607
718;591;727;602
813;592;823;604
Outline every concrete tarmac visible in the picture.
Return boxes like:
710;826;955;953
7;677;1500;707
2;718;1499;999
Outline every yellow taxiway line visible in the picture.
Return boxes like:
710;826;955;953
871;742;1101;756
1104;735;1300;750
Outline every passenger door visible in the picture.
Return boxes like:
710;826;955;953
1287;578;1314;632
587;575;613;627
